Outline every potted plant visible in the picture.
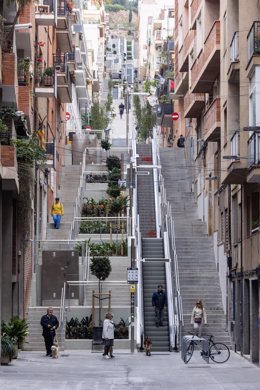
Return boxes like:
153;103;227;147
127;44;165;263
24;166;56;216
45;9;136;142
1;335;15;365
42;67;53;86
17;58;30;85
0;119;10;145
2;317;29;351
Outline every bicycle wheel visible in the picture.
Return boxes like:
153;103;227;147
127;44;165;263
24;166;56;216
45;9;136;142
209;343;230;363
184;342;194;364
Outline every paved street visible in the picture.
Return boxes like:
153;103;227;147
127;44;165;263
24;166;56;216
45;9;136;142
0;350;259;390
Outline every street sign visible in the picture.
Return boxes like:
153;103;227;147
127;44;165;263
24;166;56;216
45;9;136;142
130;285;136;293
65;112;70;121
85;125;92;131
127;267;138;283
172;112;179;121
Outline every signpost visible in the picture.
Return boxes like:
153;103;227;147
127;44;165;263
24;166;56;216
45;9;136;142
65;112;70;121
172;112;179;121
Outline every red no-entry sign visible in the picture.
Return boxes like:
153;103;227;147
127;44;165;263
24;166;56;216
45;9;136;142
172;112;179;121
65;112;70;121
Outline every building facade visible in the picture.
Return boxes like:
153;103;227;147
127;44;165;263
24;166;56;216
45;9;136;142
174;0;260;365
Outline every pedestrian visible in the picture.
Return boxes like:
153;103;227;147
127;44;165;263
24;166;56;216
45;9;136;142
40;307;59;357
152;285;167;327
177;134;185;148
191;299;207;337
119;102;125;119
102;312;115;359
51;197;64;229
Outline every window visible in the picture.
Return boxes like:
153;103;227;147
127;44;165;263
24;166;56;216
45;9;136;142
251;191;260;230
249;73;256;126
232;195;238;244
196;13;203;56
179;17;183;49
223;12;227;54
224;107;227;145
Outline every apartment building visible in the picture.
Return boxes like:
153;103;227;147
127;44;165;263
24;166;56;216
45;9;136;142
175;0;260;365
0;0;92;328
1;1;35;326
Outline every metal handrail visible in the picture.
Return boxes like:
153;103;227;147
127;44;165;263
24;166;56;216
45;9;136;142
157;161;184;349
59;281;66;346
69;148;86;240
136;215;144;349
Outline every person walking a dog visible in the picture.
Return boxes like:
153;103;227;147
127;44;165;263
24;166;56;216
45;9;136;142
40;307;59;357
191;299;207;337
51;197;64;229
152;285;167;327
102;312;115;359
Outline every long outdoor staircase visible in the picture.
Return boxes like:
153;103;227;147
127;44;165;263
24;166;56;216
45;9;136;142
160;148;231;346
136;144;170;351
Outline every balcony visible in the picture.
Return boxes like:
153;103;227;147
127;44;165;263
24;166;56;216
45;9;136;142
174;69;188;96
56;1;73;52
66;51;76;71
247;132;260;182
190;0;202;29
54;55;72;103
184;91;204;118
0;145;19;192
203;97;220;142
227;31;239;81
35;70;55;98
222;131;248;185
191;21;220;93
246;21;260;76
179;30;195;72
35;0;55;26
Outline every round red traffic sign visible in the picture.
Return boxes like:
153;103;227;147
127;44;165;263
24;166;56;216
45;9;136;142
65;112;70;121
172;112;179;121
85;125;92;131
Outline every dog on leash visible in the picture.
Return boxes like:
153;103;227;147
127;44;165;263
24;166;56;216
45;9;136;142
51;341;59;359
144;336;152;356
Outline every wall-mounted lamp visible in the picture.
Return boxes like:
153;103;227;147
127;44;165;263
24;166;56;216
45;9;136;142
14;23;32;30
223;155;248;161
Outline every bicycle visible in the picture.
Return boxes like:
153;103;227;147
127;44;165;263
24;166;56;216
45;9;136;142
184;334;230;364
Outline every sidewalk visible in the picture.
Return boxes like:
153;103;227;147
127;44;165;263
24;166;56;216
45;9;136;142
0;349;259;389
109;99;135;146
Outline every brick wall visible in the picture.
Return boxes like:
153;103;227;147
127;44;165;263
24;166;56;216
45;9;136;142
0;146;16;167
2;53;16;86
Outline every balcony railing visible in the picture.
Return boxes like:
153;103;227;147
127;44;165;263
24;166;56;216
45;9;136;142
248;132;260;166
230;31;239;62
248;21;260;61
53;54;66;72
203;97;220;139
231;130;240;157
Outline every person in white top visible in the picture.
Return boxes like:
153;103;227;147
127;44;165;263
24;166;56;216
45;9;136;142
102;312;115;359
191;299;207;337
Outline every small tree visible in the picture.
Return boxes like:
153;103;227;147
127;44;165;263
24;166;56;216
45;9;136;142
90;256;112;325
106;155;121;171
101;139;112;151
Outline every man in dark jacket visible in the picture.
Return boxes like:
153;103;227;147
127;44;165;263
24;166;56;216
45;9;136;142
177;134;185;148
152;285;167;327
40;307;59;356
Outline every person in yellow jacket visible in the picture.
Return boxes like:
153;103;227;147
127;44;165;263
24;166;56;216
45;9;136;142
51;197;64;229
